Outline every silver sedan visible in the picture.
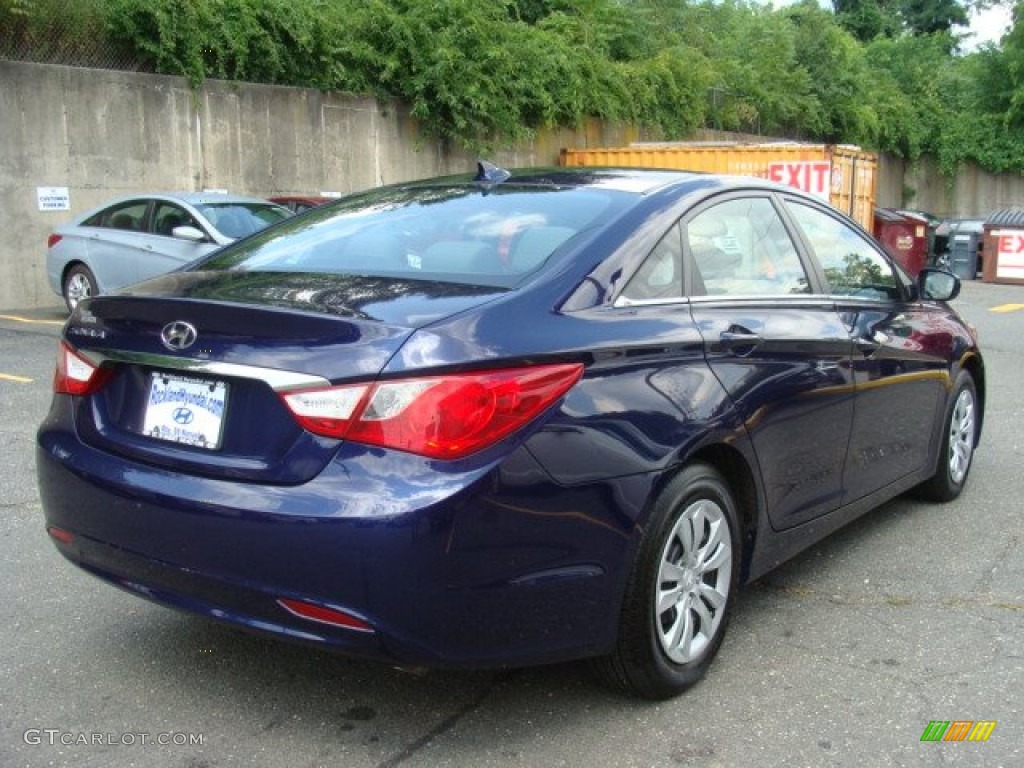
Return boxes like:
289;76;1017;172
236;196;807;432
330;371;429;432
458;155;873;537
46;192;292;311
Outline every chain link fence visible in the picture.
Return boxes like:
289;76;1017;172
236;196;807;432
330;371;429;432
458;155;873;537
0;0;149;72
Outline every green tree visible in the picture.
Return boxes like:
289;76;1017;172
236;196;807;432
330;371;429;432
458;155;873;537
1002;1;1024;124
899;0;969;35
834;0;976;42
833;0;902;41
786;1;878;142
864;33;952;157
673;1;815;134
921;12;1024;174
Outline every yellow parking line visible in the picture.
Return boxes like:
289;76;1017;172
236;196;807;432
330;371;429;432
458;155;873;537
990;304;1024;313
0;373;33;383
0;313;65;325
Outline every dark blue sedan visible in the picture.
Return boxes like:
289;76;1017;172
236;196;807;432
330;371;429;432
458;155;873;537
37;166;984;699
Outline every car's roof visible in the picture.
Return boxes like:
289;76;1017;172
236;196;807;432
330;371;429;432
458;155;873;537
89;171;781;214
395;166;745;196
88;191;283;208
165;192;282;206
268;195;335;204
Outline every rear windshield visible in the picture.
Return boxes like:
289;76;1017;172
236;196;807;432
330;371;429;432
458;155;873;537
195;184;632;287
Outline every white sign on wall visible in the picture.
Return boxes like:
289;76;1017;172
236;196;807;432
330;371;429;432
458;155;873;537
37;187;70;212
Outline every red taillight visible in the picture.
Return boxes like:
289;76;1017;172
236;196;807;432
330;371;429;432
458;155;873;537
277;598;375;633
53;341;114;396
47;234;63;249
281;363;583;460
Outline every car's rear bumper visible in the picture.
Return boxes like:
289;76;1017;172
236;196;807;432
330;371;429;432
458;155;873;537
36;398;637;668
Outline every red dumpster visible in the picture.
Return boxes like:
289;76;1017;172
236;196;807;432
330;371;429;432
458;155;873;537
873;208;930;278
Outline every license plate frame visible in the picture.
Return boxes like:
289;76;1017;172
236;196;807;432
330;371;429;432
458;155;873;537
142;372;228;451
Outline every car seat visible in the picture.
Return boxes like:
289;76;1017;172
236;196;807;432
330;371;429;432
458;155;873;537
157;213;186;237
508;226;575;272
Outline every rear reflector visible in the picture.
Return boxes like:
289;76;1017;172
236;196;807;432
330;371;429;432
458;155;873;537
277;598;375;633
47;234;63;249
280;363;583;460
47;526;74;545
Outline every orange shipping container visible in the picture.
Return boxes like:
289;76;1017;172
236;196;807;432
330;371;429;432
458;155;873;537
559;142;878;233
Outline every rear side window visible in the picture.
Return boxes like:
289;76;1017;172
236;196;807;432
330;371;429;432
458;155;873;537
621;225;684;301
786;201;899;299
84;200;149;232
198;185;630;288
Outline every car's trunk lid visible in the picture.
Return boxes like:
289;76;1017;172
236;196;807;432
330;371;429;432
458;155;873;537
65;272;505;484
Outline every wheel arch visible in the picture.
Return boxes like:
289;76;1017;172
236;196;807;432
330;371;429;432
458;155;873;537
675;442;761;583
61;259;83;283
61;259;98;290
960;352;985;442
595;442;760;698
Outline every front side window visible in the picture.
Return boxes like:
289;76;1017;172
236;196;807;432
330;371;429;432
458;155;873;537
152;202;201;238
686;197;810;296
786;201;899;300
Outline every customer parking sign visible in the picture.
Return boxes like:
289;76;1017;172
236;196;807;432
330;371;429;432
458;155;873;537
36;187;70;211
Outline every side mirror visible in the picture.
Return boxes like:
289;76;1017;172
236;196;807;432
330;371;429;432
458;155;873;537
172;225;207;243
918;268;960;302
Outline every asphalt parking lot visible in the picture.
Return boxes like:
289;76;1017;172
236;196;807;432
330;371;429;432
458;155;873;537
1;281;1020;768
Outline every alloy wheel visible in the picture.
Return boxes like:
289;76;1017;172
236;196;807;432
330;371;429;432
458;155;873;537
948;387;975;485
65;273;92;309
655;498;732;664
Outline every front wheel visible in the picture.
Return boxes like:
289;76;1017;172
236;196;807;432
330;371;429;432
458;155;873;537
916;371;978;502
595;463;740;700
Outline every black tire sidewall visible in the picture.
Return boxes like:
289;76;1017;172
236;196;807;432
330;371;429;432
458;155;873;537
618;463;741;698
924;370;978;501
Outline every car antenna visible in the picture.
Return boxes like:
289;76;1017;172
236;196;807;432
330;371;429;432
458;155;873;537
474;160;511;193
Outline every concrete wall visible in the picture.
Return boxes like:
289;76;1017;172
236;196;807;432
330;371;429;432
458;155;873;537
0;60;644;310
874;153;1024;217
2;59;1022;310
875;153;906;211
900;155;1024;218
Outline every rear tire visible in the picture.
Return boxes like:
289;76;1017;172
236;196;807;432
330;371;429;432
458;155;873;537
63;264;97;312
916;371;978;502
595;463;740;700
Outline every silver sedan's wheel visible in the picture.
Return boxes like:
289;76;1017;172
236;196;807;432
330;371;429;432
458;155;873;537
63;265;97;312
947;387;975;485
595;462;740;700
655;498;732;664
66;273;91;305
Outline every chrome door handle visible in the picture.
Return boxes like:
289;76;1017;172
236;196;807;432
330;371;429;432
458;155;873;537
719;328;762;356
